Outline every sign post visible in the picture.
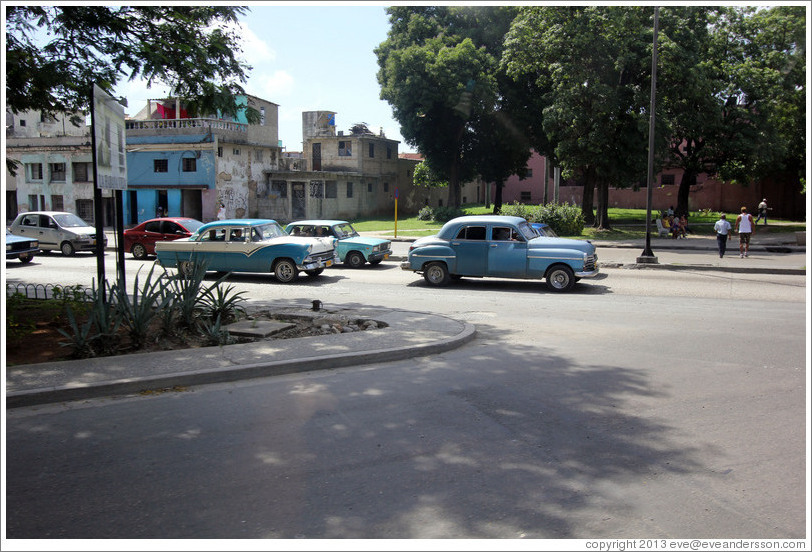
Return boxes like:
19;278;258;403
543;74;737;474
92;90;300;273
91;84;128;291
394;187;399;238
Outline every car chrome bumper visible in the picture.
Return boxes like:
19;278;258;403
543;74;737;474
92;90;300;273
369;249;393;262
400;260;415;271
575;265;600;278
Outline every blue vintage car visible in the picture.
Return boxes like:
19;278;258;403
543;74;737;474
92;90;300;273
154;219;339;283
284;220;393;268
401;215;600;292
6;228;40;263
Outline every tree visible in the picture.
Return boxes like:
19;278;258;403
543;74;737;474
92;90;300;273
5;6;258;123
503;6;653;229
412;160;448;189
376;6;529;210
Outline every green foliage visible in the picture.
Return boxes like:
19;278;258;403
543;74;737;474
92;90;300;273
57;305;98;358
6;293;35;342
199;315;235;347
5;6;257;120
199;281;247;325
166;256;210;330
500;202;585;236
412;161;448;188
113;264;171;349
417;206;434;221
432;206;465;223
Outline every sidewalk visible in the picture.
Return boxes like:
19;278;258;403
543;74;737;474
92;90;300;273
8;230;805;408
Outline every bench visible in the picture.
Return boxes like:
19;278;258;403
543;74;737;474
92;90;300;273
654;218;670;237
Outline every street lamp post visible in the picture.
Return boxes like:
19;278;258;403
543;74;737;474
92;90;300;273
638;6;660;264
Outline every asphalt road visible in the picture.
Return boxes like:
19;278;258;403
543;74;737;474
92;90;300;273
3;250;808;542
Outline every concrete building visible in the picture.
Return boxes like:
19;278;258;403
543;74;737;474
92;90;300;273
5;109;116;225
123;95;281;224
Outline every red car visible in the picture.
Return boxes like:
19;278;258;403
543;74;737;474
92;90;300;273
123;217;204;259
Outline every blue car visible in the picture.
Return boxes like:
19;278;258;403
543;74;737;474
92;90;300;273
530;222;558;238
284;220;392;268
6;228;40;263
401;215;600;292
154;219;338;283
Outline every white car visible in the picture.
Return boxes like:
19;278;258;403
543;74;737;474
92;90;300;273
9;211;107;256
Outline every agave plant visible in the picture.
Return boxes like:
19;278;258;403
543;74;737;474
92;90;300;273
113;264;172;349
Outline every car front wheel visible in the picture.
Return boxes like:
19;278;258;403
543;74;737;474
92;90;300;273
18;253;34;264
546;265;575;292
274;259;299;283
132;243;148;260
345;251;365;268
423;262;450;287
60;241;75;256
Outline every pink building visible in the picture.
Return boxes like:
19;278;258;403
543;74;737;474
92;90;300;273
489;151;804;220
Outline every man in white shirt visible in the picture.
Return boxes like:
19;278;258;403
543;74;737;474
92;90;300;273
735;206;755;258
713;214;732;258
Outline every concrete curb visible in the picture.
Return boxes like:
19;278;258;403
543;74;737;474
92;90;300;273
6;318;477;409
600;262;805;276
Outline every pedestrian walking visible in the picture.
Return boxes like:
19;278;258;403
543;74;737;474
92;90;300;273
755;198;770;225
735;206;755;258
714;213;732;258
216;202;226;220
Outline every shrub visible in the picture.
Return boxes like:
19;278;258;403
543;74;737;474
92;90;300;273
432;206;464;223
417;206;434;221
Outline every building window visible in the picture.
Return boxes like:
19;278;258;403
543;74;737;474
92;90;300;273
661;174;675;186
346;181;353;198
255;149;263;162
271;180;287;198
525;168;533;177
383;182;389;193
182;157;197;172
367;182;374;193
339;141;352;157
27;163;43;181
28;194;39;210
19;119;26;127
520;191;532;202
233;148;241;156
76;199;94;222
49;163;66;182
260;107;266;125
51;195;64;211
217;147;223;157
72;162;89;182
310;180;324;198
325;181;337;198
368;143;375;157
154;159;168;173
387;146;392;159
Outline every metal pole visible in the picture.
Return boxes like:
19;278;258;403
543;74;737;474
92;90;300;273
90;84;107;291
638;7;659;263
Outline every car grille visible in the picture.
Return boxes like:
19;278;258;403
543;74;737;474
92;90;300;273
584;254;598;272
307;250;335;263
8;241;37;252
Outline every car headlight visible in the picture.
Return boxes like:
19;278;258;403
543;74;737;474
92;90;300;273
5;244;10;251
32;241;38;247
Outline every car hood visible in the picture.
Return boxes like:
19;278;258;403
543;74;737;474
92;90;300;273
529;236;596;253
341;236;390;247
278;235;336;252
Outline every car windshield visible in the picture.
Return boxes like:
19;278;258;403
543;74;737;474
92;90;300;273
516;221;537;240
253;222;287;239
53;213;91;228
334;223;359;238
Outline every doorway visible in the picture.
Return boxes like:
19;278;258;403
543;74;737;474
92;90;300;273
292;182;306;219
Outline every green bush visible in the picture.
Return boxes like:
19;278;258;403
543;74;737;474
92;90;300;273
500;201;585;236
417;206;434;221
432;206;464;223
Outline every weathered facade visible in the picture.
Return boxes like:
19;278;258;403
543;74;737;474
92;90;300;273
5;109;116;225
123;95;282;224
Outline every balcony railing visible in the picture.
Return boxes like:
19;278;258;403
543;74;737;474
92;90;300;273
125;118;248;133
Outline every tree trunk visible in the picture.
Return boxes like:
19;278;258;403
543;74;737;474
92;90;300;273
594;178;612;230
581;170;595;226
677;169;696;217
493;179;504;214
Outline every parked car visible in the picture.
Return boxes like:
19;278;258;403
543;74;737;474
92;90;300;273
9;211;107;256
5;228;40;263
401;215;600;292
284;220;393;268
123;217;205;259
154;219;339;283
530;222;558;238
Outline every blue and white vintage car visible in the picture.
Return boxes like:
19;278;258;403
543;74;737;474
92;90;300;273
401;215;600;292
155;219;338;283
284;220;393;268
6;228;40;263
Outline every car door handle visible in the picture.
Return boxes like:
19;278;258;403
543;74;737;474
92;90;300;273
490;244;498;248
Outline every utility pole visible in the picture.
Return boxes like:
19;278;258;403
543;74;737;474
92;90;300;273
638;6;660;264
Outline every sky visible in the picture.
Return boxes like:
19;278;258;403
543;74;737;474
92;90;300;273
114;3;415;153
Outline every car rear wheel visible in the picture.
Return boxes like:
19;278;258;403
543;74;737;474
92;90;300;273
423;262;450;287
177;260;195;278
274;259;299;283
546;265;575;292
60;241;75;256
132;243;148;260
345;251;365;268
